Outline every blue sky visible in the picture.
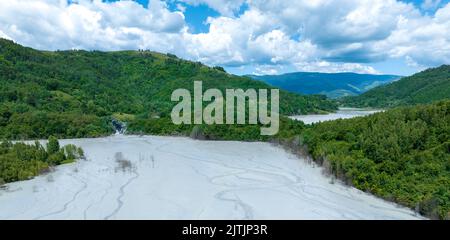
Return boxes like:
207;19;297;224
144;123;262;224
1;0;449;76
171;4;219;33
402;0;448;12
105;0;220;33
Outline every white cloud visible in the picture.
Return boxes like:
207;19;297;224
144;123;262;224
294;61;380;74
0;30;10;40
0;0;186;51
405;56;422;68
374;3;450;66
422;0;442;11
253;66;279;75
245;0;422;61
182;9;318;66
0;0;449;74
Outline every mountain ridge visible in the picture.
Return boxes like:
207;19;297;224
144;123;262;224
248;71;401;98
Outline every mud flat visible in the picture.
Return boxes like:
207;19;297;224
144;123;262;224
0;135;421;220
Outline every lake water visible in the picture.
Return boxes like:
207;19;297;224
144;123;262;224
290;108;381;124
0;135;421;220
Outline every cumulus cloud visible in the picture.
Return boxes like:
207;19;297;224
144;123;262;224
0;0;186;51
0;0;449;74
184;10;318;67
374;3;450;66
245;0;422;61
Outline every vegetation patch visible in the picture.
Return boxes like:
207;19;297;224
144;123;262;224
300;100;450;219
0;136;84;184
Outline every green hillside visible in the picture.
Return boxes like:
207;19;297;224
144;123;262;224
342;65;450;107
301;100;450;219
0;38;337;139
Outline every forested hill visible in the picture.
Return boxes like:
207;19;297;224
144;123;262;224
0;38;337;139
342;65;450;108
301;100;450;219
249;72;400;98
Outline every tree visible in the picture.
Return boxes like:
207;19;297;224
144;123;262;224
48;151;65;165
213;66;226;72
47;136;60;155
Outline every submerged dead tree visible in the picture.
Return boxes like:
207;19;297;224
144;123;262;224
114;152;135;173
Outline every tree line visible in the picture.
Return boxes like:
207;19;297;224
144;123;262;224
300;100;450;219
0;137;84;184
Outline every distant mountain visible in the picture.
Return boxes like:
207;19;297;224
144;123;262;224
342;65;450;108
248;72;401;98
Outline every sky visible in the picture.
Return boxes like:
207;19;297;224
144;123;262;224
0;0;449;76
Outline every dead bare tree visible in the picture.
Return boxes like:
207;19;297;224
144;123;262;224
114;152;135;173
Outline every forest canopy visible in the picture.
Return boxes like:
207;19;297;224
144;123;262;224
300;100;450;219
